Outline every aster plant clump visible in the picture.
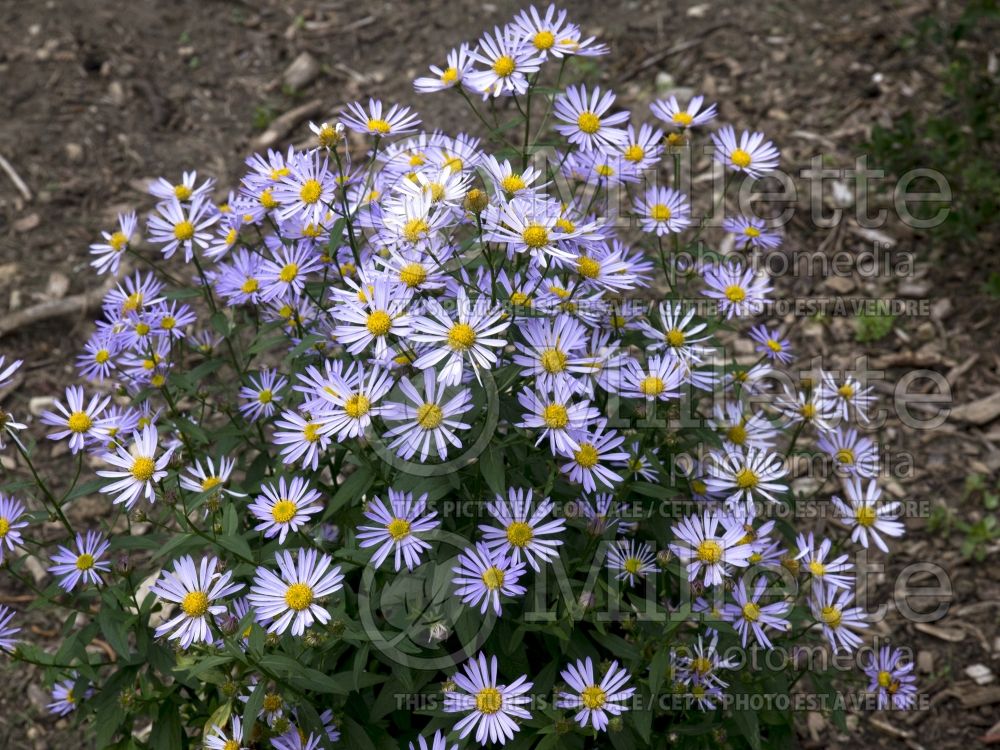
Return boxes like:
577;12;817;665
0;6;917;749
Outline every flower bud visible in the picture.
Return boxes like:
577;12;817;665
464;188;489;214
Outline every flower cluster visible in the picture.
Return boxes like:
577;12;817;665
0;4;917;748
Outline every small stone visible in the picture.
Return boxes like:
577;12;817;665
283;51;320;90
915;321;935;342
108;80;125;107
823;275;855;294
965;664;995;686
29;396;55;415
12;213;40;233
686;3;710;17
897;279;931;297
655;72;676;91
917;650;934;674
46;271;70;299
930;297;952;321
65;142;84;163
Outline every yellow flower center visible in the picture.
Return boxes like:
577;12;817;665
201;476;222;491
440;66;459;84
279;263;298;283
672;111;694;127
95;349;110;364
109;231;128;252
398;262;427;288
501;174;526;193
877;670;892;689
820;605;842;627
691;657;712;676
174;183;193;200
257;389;273;404
691;479;707;495
416;402;444;429
492;55;516;77
623;144;645;162
262;694;283;712
533;30;555;50
521;224;550;249
181;590;209;617
241;278;259;294
800;403;816;419
131;456;156;482
447;322;476;351
725;285;746;303
577;111;601;134
623;557;641;574
696;540;723;564
0;518;9;538
742;602;761;622
223;741;240;750
574;443;599;468
838;383;855;399
640;376;665;396
855;506;877;527
299;179;322;204
596;164;614;177
481;566;506;590
173;220;195;241
402;218;430;242
539;347;567;374
542;403;569;429
835;448;855;466
735;467;758;489
366;310;392;337
302;422;321;442
476;686;503;714
766;339;782;353
510;291;531;307
67;411;93;433
284;582;314;611
75;553;95;571
726;424;747;446
730;148;752;168
160;316;176;330
744;226;761;238
344;394;371;419
387;518;411;541
123;292;143;313
581;685;607;709
367;118;391;134
809;560;827;577
650;203;672;222
260;188;278;209
577;256;600;279
506;521;533;548
271;499;298;524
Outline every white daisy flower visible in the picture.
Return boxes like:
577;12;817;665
557;657;635;731
711;125;780;177
40;385;110;454
818;371;875;424
47;531;111;591
466;26;544;98
817;426;879;479
179;456;244;498
204;717;246;750
704;447;788;507
795;532;854;591
89;211;137;275
408;730;457;750
248;549;345;636
558;419;629;492
670;510;753;587
607;539;656;586
620;122;665;169
380;369;473;462
356;489;439;571
150;555;244;648
481;155;546;197
702;261;772;318
634;186;692;236
810;584;867;653
775;385;833;430
333;277;412;358
638;302;710;361
0;604;19;652
511;314;594;390
832;478;904;553
248;476;323;544
410;288;510;386
709;402;778;451
553;84;630;152
341;98;421;137
272;410;330;471
650;94;717;129
146;195;219;262
618;354;685;402
452;542;526;615
149;170;214;202
480;488;566;572
414;44;474;94
271;152;336;225
443;653;533;745
239;369;287;422
316;363;394;441
517;381;600;455
97;425;171;509
721;577;791;649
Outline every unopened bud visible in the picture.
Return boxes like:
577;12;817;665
464;188;489;214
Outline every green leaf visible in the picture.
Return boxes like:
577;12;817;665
97;598;131;659
479;443;506;497
326;465;373;518
241;679;266;742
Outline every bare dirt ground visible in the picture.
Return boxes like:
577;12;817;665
0;0;998;748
